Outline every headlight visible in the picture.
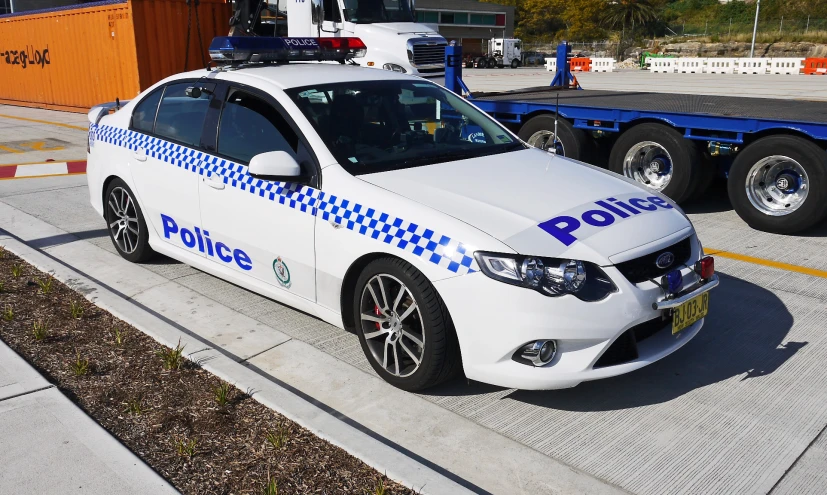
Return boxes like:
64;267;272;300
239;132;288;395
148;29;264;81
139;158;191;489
383;63;407;73
474;252;617;302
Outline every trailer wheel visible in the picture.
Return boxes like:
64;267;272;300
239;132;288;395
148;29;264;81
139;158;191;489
475;57;485;68
609;123;700;203
518;114;588;161
727;135;827;234
511;59;520;69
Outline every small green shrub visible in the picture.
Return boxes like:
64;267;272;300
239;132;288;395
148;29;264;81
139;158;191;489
69;300;84;319
72;351;89;376
175;437;197;458
157;339;186;371
112;327;125;346
11;264;21;278
36;277;53;294
2;305;12;321
365;477;387;495
32;321;48;341
214;381;232;407
263;475;278;495
124;397;143;415
266;422;290;450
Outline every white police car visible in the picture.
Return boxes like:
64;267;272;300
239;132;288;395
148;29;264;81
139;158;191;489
86;36;718;391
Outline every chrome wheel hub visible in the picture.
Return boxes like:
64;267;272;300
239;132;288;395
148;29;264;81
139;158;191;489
745;156;809;216
623;141;673;191
107;186;140;254
526;130;565;156
359;274;425;378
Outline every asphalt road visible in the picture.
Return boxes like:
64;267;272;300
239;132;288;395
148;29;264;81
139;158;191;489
2;91;827;494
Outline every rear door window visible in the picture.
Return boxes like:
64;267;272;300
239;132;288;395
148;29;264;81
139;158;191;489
154;82;215;148
131;89;162;133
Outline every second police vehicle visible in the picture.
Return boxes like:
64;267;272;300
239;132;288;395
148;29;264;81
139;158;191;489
86;36;718;391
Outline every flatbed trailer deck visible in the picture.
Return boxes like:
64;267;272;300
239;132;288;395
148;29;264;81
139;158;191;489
444;44;827;235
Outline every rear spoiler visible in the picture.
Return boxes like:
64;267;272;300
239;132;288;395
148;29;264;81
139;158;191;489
87;99;130;125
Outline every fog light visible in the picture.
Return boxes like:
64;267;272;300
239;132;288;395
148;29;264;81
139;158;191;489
520;340;557;366
695;256;714;280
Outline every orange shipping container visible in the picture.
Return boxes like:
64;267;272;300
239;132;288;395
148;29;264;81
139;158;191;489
0;0;230;112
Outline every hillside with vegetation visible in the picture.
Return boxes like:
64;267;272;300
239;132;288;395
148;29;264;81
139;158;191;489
484;0;827;43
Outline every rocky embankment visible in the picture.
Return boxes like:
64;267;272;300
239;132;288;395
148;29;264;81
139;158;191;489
649;41;827;58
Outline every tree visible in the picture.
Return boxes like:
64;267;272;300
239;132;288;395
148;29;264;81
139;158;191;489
600;0;657;57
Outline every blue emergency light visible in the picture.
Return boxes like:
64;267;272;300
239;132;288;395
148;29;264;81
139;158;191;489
208;36;367;66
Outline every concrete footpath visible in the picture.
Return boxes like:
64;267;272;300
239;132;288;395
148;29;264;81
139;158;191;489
0;341;178;494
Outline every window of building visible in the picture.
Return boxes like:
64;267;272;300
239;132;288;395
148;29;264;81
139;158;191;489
469;13;496;25
415;10;438;23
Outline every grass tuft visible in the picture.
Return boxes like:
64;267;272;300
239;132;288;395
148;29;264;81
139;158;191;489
124;397;143;415
1;305;11;321
157;338;187;371
112;327;125;346
263;474;279;495
35;276;53;294
11;264;21;278
366;476;387;495
0;281;4;293
175;437;198;458
72;350;90;376
69;300;84;319
266;422;290;450
214;381;232;407
32;321;48;341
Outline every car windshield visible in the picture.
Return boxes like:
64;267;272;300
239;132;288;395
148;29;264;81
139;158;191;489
342;0;414;24
285;80;524;175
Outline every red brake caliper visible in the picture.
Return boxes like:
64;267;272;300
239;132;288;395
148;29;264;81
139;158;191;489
374;305;382;330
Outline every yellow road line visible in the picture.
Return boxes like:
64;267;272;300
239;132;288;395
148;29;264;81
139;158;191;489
705;248;827;279
0;113;87;131
0;172;86;181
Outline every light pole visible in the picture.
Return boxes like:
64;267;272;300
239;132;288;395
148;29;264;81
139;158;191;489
749;0;761;58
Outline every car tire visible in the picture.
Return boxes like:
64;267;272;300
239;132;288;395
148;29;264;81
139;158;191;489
353;257;461;391
518;113;589;162
609;123;701;204
727;134;827;234
104;178;154;263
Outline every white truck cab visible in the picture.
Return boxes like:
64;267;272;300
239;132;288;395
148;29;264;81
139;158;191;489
285;0;447;76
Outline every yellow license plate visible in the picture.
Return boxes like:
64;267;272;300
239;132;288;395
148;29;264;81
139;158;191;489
672;292;710;334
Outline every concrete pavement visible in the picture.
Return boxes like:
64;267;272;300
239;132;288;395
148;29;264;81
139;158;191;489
0;341;178;494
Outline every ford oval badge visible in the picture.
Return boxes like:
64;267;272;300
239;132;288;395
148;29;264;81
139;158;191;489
656;252;675;269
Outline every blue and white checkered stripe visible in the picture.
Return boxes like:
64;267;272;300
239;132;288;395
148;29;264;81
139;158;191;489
96;125;477;275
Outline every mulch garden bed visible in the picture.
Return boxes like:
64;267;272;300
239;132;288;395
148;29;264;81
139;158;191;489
0;246;414;495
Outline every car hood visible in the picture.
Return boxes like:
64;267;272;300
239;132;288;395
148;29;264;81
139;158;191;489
358;148;693;265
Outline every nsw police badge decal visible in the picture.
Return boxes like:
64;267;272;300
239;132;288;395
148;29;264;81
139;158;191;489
273;256;291;288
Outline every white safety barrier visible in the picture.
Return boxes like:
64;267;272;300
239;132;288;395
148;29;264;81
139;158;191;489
676;58;705;73
707;58;737;74
768;58;804;75
590;58;616;72
649;59;676;73
737;58;768;74
545;57;557;72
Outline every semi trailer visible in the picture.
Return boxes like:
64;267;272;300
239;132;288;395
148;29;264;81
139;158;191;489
444;43;827;234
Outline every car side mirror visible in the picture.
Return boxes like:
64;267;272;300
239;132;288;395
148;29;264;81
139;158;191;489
248;151;305;182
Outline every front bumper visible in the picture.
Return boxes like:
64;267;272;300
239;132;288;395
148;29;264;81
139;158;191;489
433;248;717;390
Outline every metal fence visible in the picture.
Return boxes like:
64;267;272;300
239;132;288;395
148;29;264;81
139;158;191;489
667;18;827;40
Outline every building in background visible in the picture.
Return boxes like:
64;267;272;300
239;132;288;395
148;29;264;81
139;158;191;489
415;0;514;57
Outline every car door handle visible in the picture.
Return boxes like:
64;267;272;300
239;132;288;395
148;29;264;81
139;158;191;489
132;149;147;162
203;177;225;190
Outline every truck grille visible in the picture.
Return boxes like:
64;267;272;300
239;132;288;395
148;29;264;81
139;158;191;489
615;237;693;284
411;42;446;67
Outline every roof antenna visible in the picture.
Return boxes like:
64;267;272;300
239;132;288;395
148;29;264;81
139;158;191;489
553;92;559;155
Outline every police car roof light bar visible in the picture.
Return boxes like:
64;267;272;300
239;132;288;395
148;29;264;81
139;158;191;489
208;36;366;66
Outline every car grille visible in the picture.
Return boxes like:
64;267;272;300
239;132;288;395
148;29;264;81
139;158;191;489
614;237;693;284
593;316;671;368
411;42;446;67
